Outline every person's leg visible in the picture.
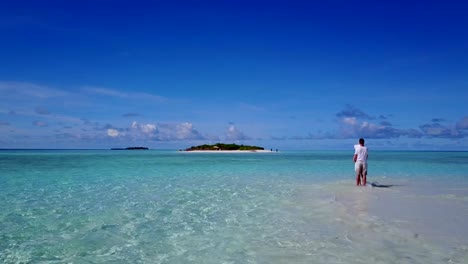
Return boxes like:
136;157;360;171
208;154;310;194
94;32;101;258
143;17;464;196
362;163;367;185
355;162;362;186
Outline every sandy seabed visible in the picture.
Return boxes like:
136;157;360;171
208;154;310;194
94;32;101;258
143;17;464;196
295;177;468;263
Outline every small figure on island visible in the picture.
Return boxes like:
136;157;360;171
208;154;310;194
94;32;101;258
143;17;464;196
353;138;368;186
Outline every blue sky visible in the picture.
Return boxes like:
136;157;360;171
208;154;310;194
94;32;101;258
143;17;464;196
1;0;467;150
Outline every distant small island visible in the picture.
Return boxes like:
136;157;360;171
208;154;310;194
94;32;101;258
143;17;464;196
185;143;264;151
111;147;149;150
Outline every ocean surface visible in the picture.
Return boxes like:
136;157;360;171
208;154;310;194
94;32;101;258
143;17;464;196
1;150;467;263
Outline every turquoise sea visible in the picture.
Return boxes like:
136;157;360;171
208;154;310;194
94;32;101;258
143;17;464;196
1;150;467;263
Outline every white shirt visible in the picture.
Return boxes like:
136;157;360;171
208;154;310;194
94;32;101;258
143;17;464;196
354;144;368;162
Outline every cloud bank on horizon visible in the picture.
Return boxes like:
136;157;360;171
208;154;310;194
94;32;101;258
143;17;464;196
0;81;467;150
0;1;467;150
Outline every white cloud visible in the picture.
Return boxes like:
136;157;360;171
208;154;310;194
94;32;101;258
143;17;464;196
175;122;203;140
83;86;127;97
82;86;166;102
360;121;382;131
0;81;69;98
127;121;205;141
225;124;250;141
423;126;446;136
131;121;157;135
142;124;157;134
419;123;461;138
107;128;120;137
343;117;357;125
335;116;403;139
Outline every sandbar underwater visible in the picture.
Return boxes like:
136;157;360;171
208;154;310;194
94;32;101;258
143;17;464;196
1;150;467;263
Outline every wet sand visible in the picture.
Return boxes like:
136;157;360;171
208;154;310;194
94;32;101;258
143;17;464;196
295;177;468;263
334;178;468;248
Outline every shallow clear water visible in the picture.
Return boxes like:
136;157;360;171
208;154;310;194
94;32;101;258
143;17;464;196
1;150;467;263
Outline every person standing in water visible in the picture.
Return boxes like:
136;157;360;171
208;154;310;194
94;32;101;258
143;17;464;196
353;138;368;186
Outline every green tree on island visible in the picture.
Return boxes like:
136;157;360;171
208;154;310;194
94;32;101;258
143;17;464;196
185;143;264;151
